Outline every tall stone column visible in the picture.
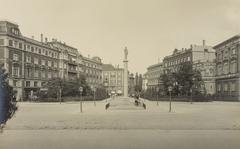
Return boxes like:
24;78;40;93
123;47;128;97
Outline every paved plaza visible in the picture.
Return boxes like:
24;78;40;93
0;97;240;149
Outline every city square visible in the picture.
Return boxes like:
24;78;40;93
1;98;240;149
1;0;240;149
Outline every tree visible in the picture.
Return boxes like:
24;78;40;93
0;64;17;125
160;62;204;96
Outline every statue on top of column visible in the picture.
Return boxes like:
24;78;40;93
124;47;128;60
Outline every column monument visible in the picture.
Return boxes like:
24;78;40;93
123;47;128;97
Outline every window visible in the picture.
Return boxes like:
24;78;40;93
41;60;45;65
26;68;31;77
223;63;229;74
13;54;19;61
41;71;45;78
34;58;38;64
48;72;51;79
34;69;39;77
48;61;52;67
53;72;57;78
31;47;34;52
26;81;30;87
34;81;38;87
9;40;13;46
54;62;57;68
12;66;19;77
217;84;221;92
26;56;31;63
13;80;18;87
232;48;236;55
35;47;38;53
231;82;236;91
19;43;22;49
230;61;237;73
38;48;41;54
0;39;4;45
224;83;228;92
217;65;222;75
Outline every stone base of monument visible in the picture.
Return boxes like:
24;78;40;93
106;97;146;110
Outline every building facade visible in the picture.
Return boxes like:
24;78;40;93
48;40;84;81
102;64;124;95
82;56;102;89
146;62;164;90
163;41;216;94
0;21;60;100
214;35;240;99
0;20;103;100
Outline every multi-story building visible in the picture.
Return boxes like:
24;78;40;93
102;64;124;95
0;20;103;100
82;56;102;89
48;40;84;81
146;62;164;91
214;35;240;99
163;40;216;94
0;21;60;100
142;73;148;91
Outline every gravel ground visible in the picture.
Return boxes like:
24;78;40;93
0;97;240;149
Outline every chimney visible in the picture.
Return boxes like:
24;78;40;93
203;40;205;47
45;37;48;43
40;34;43;42
31;36;34;39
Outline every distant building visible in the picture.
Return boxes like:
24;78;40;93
142;73;148;91
163;40;216;95
213;35;240;99
146;62;164;91
82;56;103;89
102;64;124;95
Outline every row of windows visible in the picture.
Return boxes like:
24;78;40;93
12;66;58;78
217;61;237;75
8;39;58;58
164;56;191;67
217;82;237;92
217;47;237;60
13;53;58;67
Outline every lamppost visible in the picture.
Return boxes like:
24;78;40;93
79;86;83;112
156;86;159;106
93;86;96;106
190;77;195;104
104;80;108;102
168;86;173;112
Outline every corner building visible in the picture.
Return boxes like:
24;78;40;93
0;21;60;100
214;35;240;100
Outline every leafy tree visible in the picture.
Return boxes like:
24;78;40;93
0;64;17;125
160;62;204;96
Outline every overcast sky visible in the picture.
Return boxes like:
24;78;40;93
1;0;240;74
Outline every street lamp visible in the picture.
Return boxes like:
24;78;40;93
168;86;173;112
79;86;83;112
92;86;96;106
156;87;159;106
190;78;195;104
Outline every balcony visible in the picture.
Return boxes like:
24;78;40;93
68;60;78;66
230;54;237;60
222;56;229;62
68;69;77;73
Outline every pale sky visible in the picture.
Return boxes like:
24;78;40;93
1;0;240;74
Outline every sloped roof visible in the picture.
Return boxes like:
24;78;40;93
102;64;115;71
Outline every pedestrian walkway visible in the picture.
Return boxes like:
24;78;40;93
108;97;145;110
